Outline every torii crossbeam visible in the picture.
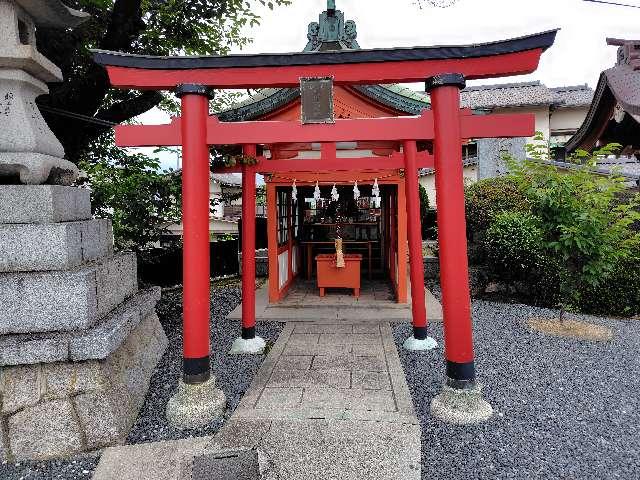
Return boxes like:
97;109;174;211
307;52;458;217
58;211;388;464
94;28;557;425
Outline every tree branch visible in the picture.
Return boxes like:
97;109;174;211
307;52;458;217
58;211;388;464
100;0;146;51
96;91;165;125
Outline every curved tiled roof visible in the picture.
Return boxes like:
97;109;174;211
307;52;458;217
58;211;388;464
218;84;430;121
217;4;435;120
460;81;593;110
565;39;640;153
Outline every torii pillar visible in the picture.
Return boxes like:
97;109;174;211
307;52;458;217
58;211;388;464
427;74;492;423
229;144;267;355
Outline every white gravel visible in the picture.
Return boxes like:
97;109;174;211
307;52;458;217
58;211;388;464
1;284;281;480
393;299;640;480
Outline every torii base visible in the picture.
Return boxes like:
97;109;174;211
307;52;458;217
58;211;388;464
229;336;266;355
402;335;438;352
166;378;226;429
430;383;493;425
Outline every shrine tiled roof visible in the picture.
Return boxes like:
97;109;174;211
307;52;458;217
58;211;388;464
214;3;561;122
217;4;436;121
459;81;593;110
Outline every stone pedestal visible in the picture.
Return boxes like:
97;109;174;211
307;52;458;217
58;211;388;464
0;185;167;461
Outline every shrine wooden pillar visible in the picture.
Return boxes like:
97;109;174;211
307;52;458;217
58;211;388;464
230;144;267;355
176;84;213;384
426;74;476;389
402;141;433;347
241;144;257;340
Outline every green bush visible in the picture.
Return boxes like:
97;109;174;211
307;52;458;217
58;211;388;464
484;211;544;282
419;184;437;239
465;176;531;239
579;255;640;317
508;142;640;314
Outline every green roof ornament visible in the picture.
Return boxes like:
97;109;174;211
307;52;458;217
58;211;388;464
305;1;359;51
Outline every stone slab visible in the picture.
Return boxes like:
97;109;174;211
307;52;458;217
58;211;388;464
91;437;212;480
69;287;161;362
192;449;260;480
0;310;167;461
92;417;420;480
0;219;113;272
0;252;138;335
216;419;421;480
0;185;91;224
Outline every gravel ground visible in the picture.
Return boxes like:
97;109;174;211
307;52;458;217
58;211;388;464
1;282;281;480
393;299;640;480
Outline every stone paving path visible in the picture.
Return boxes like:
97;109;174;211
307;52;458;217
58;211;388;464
92;321;421;479
232;321;417;424
211;321;421;479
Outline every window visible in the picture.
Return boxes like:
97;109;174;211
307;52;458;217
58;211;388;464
277;189;291;246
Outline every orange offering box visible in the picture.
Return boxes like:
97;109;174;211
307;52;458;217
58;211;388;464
316;254;363;297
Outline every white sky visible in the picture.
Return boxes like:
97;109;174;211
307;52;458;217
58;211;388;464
142;0;640;170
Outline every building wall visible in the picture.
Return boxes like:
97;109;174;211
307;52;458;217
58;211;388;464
419;165;478;207
549;107;590;145
493;106;551;141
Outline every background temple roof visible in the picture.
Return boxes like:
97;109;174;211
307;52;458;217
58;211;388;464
460;81;593;110
565;39;640;153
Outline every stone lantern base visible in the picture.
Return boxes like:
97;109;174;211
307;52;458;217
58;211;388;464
0;185;167;461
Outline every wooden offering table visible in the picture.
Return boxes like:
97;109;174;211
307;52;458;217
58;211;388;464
302;241;374;280
316;254;363;297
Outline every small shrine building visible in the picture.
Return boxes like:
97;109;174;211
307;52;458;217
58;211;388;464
219;4;444;304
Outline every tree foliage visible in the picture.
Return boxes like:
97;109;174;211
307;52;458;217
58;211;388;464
37;0;289;251
77;134;182;252
506;135;640;315
37;0;290;161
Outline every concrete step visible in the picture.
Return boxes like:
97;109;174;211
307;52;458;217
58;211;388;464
0;219;114;272
0;252;138;335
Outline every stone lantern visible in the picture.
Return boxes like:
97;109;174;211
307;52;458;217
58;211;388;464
0;1;167;462
0;0;88;185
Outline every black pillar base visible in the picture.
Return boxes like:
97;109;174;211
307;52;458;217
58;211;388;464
446;360;476;390
183;356;211;384
242;326;256;340
413;326;428;341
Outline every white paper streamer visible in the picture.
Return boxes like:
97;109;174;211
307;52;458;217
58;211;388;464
331;183;339;202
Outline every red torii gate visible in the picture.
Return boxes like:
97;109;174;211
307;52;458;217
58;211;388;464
94;28;556;423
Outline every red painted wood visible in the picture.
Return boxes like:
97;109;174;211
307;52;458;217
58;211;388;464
241;144;257;336
431;85;475;365
115;112;534;148
321;142;337;159
403;140;428;332
105;49;544;89
180;93;211;364
213;152;434;174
